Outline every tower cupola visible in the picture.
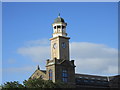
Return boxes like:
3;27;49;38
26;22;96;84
54;13;65;23
52;14;67;37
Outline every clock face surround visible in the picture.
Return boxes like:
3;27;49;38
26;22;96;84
53;43;57;49
62;42;66;48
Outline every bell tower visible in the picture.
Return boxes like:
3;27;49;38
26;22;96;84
46;14;75;84
50;14;70;60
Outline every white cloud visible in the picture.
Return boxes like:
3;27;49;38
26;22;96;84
17;40;118;76
18;46;50;62
70;42;117;59
70;42;118;75
103;66;118;74
18;39;50;64
25;39;49;47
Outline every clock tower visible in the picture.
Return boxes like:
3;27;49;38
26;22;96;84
46;14;75;85
50;14;70;60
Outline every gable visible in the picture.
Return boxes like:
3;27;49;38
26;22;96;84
30;70;47;80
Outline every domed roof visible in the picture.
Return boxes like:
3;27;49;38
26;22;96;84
54;13;65;23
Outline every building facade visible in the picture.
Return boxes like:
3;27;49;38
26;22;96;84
30;14;75;85
30;15;118;88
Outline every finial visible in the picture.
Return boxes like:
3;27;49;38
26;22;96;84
37;65;40;70
58;13;60;17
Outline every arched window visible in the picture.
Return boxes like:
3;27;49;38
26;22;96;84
54;26;56;29
62;69;68;82
49;69;52;80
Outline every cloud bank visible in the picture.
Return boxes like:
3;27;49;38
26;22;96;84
17;39;118;76
18;39;50;63
70;42;118;75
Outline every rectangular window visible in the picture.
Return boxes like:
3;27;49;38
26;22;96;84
84;80;89;83
79;77;82;79
62;69;68;83
62;78;67;83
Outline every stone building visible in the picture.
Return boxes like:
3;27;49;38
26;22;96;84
30;14;75;85
30;14;118;88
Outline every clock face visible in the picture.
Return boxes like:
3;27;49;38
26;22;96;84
53;43;57;49
62;42;66;48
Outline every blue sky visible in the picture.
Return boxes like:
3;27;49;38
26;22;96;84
2;2;118;84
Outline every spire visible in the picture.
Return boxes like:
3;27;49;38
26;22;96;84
37;65;40;70
58;13;60;18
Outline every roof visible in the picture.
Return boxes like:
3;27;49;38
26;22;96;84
54;17;65;23
41;70;46;74
54;14;65;23
29;69;46;79
75;73;108;78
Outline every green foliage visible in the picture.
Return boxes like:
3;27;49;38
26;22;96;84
23;78;43;88
23;78;56;88
43;80;56;88
0;85;2;89
2;78;74;88
2;81;24;89
23;78;74;88
54;81;65;88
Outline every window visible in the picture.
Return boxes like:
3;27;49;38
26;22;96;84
49;69;52;80
61;42;66;48
62;26;65;29
79;77;82;79
91;77;95;80
62;69;68;83
97;78;101;80
103;78;107;81
84;77;88;79
97;81;101;83
90;80;94;83
57;25;61;28
84;80;89;83
54;26;56;29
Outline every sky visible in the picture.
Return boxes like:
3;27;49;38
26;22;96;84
2;2;118;84
1;0;120;2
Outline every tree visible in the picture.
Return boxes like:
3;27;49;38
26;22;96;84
23;78;73;88
1;78;74;88
2;81;24;89
42;80;56;88
54;81;67;88
0;85;2;89
23;78;56;88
